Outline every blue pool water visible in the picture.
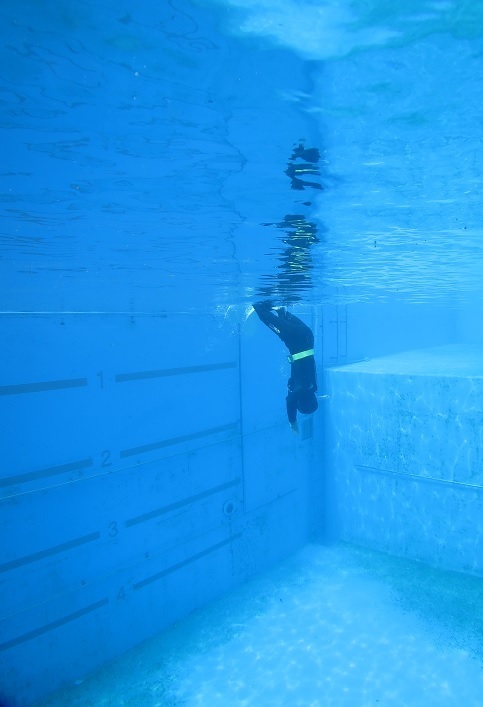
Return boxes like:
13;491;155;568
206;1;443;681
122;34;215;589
1;0;483;704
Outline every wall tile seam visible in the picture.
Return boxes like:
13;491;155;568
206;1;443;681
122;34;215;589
355;464;483;491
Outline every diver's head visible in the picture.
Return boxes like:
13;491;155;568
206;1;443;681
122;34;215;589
297;390;318;415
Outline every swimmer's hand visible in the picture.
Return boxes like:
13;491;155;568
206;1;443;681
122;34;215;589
290;421;299;433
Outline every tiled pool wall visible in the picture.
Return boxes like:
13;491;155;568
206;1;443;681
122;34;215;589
0;309;319;705
323;330;483;576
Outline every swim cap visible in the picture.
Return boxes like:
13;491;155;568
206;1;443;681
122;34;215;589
297;390;318;415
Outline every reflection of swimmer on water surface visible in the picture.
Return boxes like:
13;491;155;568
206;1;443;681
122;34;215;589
285;144;323;191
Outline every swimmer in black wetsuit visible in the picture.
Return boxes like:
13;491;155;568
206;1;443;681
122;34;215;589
253;301;318;432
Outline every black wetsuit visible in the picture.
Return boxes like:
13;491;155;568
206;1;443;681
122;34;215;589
253;302;317;424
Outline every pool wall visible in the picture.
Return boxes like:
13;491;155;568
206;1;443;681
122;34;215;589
0;309;319;705
322;304;483;575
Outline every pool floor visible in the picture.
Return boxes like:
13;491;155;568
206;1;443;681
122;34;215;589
40;543;483;706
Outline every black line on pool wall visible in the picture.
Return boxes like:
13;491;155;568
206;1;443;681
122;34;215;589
0;598;109;653
0;378;88;396
0;458;93;489
0;532;100;574
125;478;241;527
120;422;239;458
133;533;242;591
115;362;237;383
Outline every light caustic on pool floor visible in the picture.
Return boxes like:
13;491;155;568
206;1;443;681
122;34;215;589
42;543;483;706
